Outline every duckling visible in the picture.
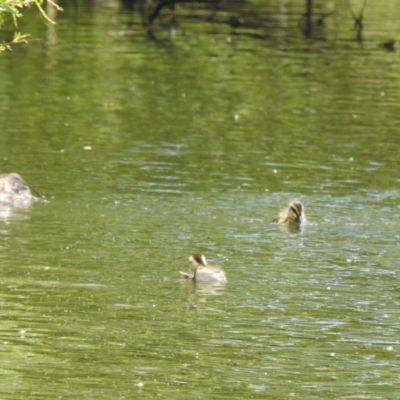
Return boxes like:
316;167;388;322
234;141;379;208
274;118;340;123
273;200;306;225
180;254;227;284
0;173;38;207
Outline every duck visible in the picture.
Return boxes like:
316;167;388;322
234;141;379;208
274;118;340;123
273;200;306;226
0;173;38;207
180;254;227;284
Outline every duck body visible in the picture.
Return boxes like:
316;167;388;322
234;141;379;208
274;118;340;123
0;173;37;207
180;254;227;284
273;200;306;226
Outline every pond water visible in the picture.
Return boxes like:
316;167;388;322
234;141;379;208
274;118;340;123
0;0;400;398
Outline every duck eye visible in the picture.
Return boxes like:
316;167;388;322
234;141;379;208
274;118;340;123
290;206;299;217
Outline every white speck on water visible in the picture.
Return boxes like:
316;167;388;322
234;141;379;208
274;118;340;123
273;169;277;174
385;346;395;352
330;352;335;357
83;146;92;150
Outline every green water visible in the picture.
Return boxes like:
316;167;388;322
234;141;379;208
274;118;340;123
0;1;399;398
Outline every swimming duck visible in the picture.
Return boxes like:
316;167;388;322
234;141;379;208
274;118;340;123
0;173;38;207
273;200;306;226
180;254;227;284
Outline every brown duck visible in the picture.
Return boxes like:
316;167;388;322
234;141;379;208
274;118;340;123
273;200;306;226
180;254;227;284
0;173;38;207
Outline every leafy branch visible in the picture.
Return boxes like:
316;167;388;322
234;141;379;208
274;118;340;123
0;0;62;51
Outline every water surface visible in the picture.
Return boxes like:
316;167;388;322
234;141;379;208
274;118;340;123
0;1;399;398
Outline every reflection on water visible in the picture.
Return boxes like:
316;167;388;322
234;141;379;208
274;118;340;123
0;1;400;399
180;279;227;305
192;281;227;295
276;221;306;234
0;205;31;223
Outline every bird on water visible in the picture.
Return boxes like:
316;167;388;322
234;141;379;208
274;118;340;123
180;254;227;284
0;173;40;207
273;200;306;226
